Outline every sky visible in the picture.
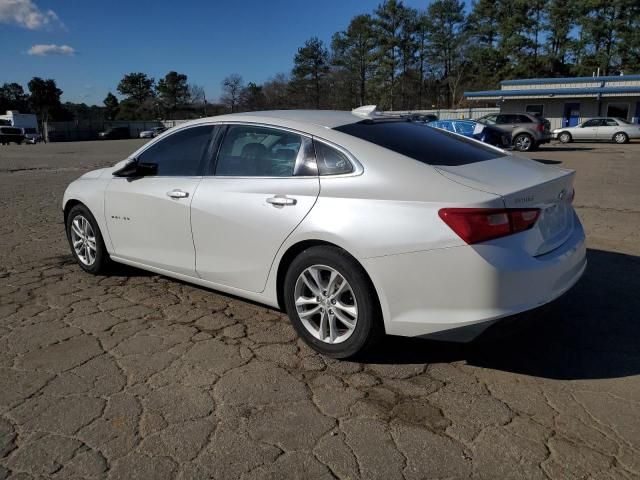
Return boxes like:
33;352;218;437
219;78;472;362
0;0;431;106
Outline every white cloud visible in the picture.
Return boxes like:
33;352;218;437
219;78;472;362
0;0;63;30
27;44;75;56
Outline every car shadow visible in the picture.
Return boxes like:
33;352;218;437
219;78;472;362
538;146;595;152
358;248;640;380
532;159;563;165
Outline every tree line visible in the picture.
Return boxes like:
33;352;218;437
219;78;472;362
2;0;639;123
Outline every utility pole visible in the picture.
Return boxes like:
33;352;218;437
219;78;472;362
203;92;208;117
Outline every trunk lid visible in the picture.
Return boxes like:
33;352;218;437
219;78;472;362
434;154;576;256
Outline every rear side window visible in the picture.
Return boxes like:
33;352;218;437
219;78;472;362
215;125;302;177
334;120;502;166
314;141;353;175
516;115;533;123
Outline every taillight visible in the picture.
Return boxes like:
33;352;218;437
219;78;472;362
536;123;545;132
438;208;541;244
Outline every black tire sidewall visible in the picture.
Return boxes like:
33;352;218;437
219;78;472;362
283;246;381;359
66;204;109;274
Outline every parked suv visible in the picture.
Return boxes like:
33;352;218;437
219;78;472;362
98;127;130;140
0;126;25;145
477;113;551;152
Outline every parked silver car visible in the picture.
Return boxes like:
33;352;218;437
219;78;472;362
477;113;551;152
553;117;640;144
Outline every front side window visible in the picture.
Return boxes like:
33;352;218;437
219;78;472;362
480;115;498;125
137;125;214;176
215;125;302;177
582;119;602;127
314;141;353;175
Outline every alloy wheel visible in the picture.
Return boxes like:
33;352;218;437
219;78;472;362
294;265;358;344
515;135;532;151
70;215;97;266
614;133;627;144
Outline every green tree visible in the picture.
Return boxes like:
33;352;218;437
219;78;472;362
332;15;377;106
543;0;580;76
117;72;155;107
426;0;467;107
373;0;410;110
0;82;29;113
156;71;190;118
292;37;330;108
241;82;266;111
575;0;639;75
221;74;244;112
103;92;119;120
27;77;63;123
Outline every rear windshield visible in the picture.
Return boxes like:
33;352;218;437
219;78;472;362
333;120;502;166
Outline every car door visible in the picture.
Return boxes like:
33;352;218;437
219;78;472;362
190;123;320;293
574;119;601;140
104;124;216;276
598;118;619;139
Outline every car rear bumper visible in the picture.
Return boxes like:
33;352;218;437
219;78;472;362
362;214;586;341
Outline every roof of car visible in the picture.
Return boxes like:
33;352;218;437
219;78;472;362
191;110;376;129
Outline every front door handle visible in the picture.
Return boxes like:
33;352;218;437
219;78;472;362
266;195;297;207
167;189;189;199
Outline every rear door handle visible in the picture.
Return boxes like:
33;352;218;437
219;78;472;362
167;189;189;199
266;195;297;206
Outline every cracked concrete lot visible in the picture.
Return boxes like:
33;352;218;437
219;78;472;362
1;139;639;479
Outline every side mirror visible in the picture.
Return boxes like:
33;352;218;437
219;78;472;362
113;160;158;177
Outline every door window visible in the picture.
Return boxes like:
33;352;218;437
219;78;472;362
137;125;214;176
496;114;512;124
582;119;603;127
604;118;619;126
215;125;303;177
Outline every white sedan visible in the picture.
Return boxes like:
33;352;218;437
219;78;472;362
139;126;167;138
553;117;640;144
63;108;586;358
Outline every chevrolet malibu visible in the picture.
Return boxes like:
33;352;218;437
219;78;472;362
63;108;587;358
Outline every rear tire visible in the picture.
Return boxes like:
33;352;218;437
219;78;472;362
66;204;111;274
558;132;572;144
283;246;384;359
513;133;534;152
613;132;628;144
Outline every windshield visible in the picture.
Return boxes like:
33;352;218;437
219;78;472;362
334;120;503;166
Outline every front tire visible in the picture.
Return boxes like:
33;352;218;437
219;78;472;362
66;204;110;274
558;132;572;144
613;132;628;144
283;246;383;358
513;133;534;152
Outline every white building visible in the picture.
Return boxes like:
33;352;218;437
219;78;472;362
464;74;640;130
